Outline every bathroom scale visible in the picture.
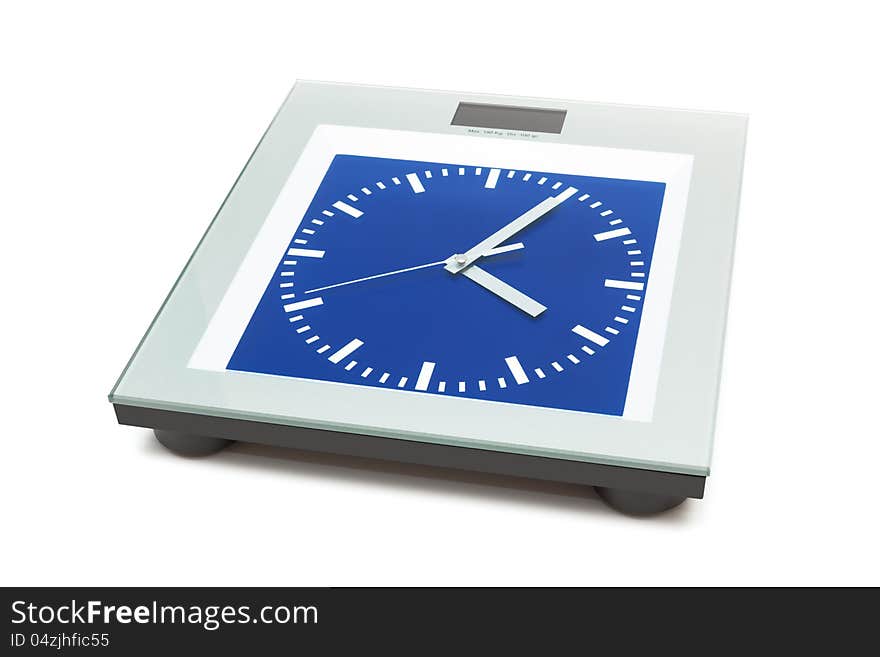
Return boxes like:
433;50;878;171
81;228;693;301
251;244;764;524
109;81;747;514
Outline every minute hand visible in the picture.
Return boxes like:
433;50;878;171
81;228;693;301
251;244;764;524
445;186;578;273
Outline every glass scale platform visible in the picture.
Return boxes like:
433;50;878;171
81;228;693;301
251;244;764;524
110;81;747;514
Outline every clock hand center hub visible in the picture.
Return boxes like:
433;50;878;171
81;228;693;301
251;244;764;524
445;253;471;273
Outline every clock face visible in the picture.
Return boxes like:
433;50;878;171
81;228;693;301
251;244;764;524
227;154;666;417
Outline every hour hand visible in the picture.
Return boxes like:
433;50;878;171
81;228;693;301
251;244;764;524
459;265;547;317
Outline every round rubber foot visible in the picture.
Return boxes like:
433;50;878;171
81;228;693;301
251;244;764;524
154;430;234;456
595;486;686;515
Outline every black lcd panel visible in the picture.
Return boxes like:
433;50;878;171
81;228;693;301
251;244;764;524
451;102;566;134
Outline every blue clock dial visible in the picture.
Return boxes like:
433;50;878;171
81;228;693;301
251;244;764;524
228;154;666;416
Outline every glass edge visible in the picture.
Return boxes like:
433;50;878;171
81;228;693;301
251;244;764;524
296;78;750;120
108;394;709;477
108;80;302;400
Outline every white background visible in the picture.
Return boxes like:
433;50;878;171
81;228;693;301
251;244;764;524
1;1;877;586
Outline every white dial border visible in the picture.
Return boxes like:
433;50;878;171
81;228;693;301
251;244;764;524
189;124;693;422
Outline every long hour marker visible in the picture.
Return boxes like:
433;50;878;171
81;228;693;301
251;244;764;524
287;247;325;258
485;168;501;189
414;361;436;391
593;227;632;242
328;338;363;364
505;356;529;385
605;279;645;291
284;297;323;313
406;173;425;193
572;324;610;347
332;201;363;218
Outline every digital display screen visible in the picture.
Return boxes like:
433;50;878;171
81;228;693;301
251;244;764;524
451;102;566;134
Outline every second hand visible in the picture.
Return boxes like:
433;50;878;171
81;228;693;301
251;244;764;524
303;243;524;295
